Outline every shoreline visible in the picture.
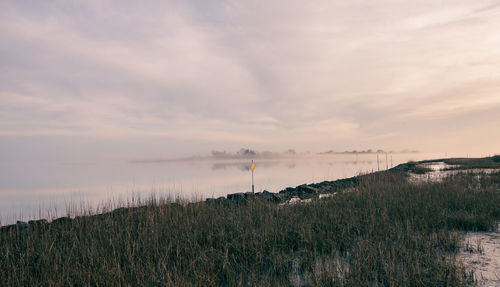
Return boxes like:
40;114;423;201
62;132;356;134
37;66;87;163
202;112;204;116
2;155;499;231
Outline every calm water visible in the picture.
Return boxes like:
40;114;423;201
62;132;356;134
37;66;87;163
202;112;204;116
0;153;439;225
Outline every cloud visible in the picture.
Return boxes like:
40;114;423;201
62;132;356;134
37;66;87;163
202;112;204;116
1;0;500;156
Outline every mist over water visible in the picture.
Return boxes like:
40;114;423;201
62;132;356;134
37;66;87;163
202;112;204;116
0;152;443;225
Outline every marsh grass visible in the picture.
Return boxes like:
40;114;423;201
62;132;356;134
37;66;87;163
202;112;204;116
1;170;499;286
391;161;433;174
420;156;500;171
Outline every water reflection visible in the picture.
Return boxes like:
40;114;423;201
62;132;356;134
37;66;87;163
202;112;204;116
212;160;297;171
211;159;375;171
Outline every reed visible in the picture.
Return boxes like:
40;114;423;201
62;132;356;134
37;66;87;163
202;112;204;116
1;169;499;286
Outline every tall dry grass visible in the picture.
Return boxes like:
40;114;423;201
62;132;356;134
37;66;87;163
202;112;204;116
1;170;499;286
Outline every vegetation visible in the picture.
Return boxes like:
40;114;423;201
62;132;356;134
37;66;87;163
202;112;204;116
1;163;499;286
420;156;500;171
402;161;433;174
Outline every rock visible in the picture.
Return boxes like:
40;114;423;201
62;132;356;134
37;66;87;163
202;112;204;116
0;221;30;233
205;196;226;204
28;219;48;226
52;217;72;225
16;221;29;229
243;192;256;199
227;193;246;202
0;224;15;233
110;207;128;215
299;185;319;192
279;187;296;197
294;185;319;199
259;190;281;203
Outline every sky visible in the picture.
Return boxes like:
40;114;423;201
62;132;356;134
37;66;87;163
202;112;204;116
1;0;500;162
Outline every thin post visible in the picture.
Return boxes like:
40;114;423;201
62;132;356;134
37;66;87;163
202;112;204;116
252;169;254;193
377;153;380;171
391;155;393;168
385;153;388;170
251;160;255;193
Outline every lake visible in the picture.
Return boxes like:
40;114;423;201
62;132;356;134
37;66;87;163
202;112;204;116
0;153;440;225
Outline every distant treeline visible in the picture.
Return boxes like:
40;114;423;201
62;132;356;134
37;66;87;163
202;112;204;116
211;148;419;158
211;148;299;158
319;149;419;155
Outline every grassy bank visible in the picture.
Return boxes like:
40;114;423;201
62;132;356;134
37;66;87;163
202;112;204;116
1;162;499;286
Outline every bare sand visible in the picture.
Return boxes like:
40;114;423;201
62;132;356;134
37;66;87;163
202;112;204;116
457;224;500;287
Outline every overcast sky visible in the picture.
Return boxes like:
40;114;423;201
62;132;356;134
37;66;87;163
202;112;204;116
1;0;499;161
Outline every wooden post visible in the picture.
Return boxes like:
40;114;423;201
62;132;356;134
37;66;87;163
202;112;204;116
251;160;255;193
377;153;380;171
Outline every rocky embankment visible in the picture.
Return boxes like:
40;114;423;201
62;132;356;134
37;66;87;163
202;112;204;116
207;175;359;205
0;175;361;233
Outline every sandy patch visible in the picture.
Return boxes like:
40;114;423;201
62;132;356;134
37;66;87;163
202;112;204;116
457;224;500;287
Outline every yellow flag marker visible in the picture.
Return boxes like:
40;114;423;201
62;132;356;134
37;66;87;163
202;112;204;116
251;162;255;171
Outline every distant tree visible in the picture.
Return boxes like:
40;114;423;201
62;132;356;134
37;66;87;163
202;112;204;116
237;148;257;156
211;150;228;158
